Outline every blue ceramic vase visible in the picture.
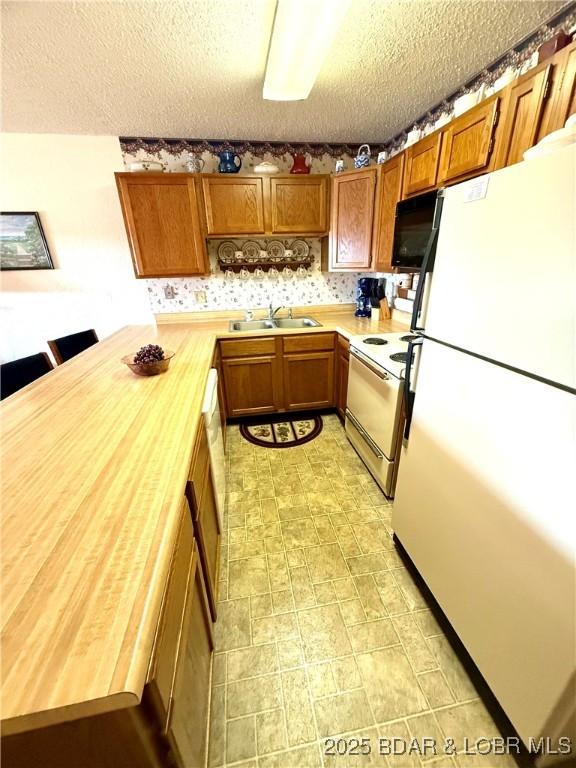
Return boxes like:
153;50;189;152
218;151;242;173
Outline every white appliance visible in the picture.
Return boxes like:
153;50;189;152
345;331;417;496
202;369;226;527
393;146;576;758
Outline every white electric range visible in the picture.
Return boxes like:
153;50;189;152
345;331;417;497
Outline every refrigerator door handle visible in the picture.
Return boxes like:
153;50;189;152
403;338;423;440
411;189;445;332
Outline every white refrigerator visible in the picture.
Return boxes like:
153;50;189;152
392;146;576;758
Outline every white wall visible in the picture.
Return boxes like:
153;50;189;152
0;134;152;362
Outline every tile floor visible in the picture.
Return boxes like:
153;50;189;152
209;414;517;768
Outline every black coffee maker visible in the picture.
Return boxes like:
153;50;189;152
355;277;386;317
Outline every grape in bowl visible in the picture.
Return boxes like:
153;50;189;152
122;344;175;376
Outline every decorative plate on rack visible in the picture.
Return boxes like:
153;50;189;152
217;241;236;262
290;239;310;260
267;240;285;261
242;240;261;261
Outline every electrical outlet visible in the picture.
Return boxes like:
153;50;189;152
194;291;207;304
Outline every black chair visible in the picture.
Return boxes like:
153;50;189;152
48;329;98;365
0;352;54;400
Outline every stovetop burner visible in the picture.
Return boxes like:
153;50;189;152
400;335;419;342
390;351;410;363
363;337;388;345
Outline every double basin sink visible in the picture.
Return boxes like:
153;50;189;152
229;317;322;332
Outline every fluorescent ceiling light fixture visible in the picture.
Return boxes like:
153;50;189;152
263;0;351;101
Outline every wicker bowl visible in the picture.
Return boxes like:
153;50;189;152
122;350;175;376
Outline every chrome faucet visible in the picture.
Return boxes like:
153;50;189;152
268;303;285;320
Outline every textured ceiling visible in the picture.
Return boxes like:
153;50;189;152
1;0;567;142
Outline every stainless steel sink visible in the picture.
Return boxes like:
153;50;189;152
228;320;276;331
273;317;322;328
228;317;322;332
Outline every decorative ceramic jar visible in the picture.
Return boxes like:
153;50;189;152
335;159;345;173
405;128;422;147
218;151;242;173
185;154;204;173
254;161;280;174
127;160;165;172
354;144;371;168
377;151;388;164
290;153;311;174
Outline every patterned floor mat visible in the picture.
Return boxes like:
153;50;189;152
239;414;323;448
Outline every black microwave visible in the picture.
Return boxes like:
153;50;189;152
391;190;440;269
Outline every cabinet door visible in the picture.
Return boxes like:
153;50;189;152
283;351;335;410
147;501;194;729
222;355;281;416
438;97;499;183
403;133;442;196
186;465;221;622
495;64;552;169
115;174;208;278
167;543;214;768
269;176;329;234
202;176;266;235
329;169;376;270
542;40;576;136
372;153;404;272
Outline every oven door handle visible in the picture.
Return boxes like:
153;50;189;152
346;409;384;459
350;349;389;380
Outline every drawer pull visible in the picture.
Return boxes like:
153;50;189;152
346;409;384;459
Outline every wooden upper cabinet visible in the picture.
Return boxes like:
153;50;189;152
372;153;404;272
539;40;576;138
269;176;329;234
495;63;552;169
403;133;442;197
437;96;499;183
115;173;209;278
329;168;377;271
202;176;266;235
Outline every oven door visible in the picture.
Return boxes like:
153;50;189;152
346;349;402;460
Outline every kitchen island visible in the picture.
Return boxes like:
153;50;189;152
0;306;407;764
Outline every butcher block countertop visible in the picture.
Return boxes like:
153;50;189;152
0;306;407;735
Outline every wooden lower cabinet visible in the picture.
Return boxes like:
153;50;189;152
167;542;214;768
220;333;337;414
187;427;222;621
221;355;281;416
336;335;350;422
283;351;335;410
1;501;214;768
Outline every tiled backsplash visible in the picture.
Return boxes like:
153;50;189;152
146;238;384;314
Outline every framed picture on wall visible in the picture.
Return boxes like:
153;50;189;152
0;212;54;270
